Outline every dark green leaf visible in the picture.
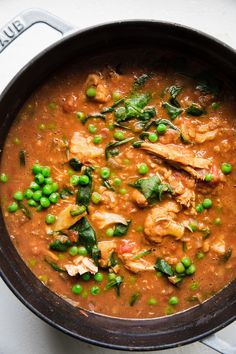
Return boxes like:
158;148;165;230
68;158;83;171
162;102;183;120
186;103;204;116
154;258;174;276
72;217;97;254
113;220;131;237
19;150;26;166
103;180;115;191
76;167;93;211
132;249;151;260
157;183;173;201
133;73;150;91
105;275;123;296
132;140;144;148
222;247;232;262
113;122;132;130
114;93;152;123
168;275;184;285
91;245;101;266
105;137;134;159
45;258;66;273
60;186;74;199
82;113;106;124
129;292;141;306
108;252;119;267
18;202;32;219
195;70;222;97
49;239;72;252
202;227;211;239
169;86;182;107
101;98;124;113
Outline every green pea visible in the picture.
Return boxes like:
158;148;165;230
13;137;20;145
32;163;42;175
189;221;198;232
13;191;23;201
40;197;50;208
175;262;185;274
42;184;53;196
91;191;102;204
135;225;144;233
212;102;220;110
196;204;204;213
119;188;127;195
42;166;50;177
33;190;42;201
70;175;80;186
88;124;97;134
123;158;130;166
8;202;18;213
186;264;196;275
108;122;114;130
190;282;199;290
168;296;179;305
69;246;78;256
78;246;88;256
221;162;232;175
213;217;222;225
76;112;85;121
148;297;157;305
30;181;40;191
72;284;83;295
114;131;125;141
49;192;59;204
34;173;44;185
138;163;149;175
157;123;167;134
100;167;110;179
24;189;33;199
45;214;55;225
181;256;191;268
106;228;114;237
112;91;122;101
51;182;58;192
90;285;100;295
114;177;122;187
196;251;205;260
94;272;103;282
204;173;213;182
45;177;53;185
108;273;116;280
86;86;96;98
0;173;8;183
81;273;90;281
93;135;103;145
28;199;38;207
202;198;213;209
148;133;158;142
38;123;46;131
79;175;90;185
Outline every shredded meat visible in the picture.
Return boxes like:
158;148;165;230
65;256;98;276
70;131;103;164
85;73;110;103
98;240;117;268
91;211;127;229
132;189;148;208
52;204;86;231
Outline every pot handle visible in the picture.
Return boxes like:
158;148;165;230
200;333;236;354
0;8;75;54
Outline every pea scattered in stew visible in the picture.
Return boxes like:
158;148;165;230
1;51;236;318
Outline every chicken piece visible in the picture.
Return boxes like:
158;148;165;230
118;253;154;273
98;240;117;268
176;189;195;208
132;189;148;208
65;256;98;276
211;239;225;255
85;73;110;103
167;173;195;208
180;118;219;144
144;200;185;243
70;132;103;164
140;142;211;169
91;211;127;229
62;94;77;113
52;204;86;231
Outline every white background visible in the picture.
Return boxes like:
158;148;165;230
0;1;236;354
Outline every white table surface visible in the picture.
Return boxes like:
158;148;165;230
0;1;235;353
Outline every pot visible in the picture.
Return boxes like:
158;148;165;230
0;8;235;353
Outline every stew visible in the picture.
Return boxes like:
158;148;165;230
1;51;236;318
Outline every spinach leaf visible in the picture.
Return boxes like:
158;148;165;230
113;220;131;237
72;217;97;254
103;179;115;191
157;184;173;201
91;245;101;266
105;275;123;296
60;186;74;199
18;202;32;219
45;259;66;273
186;103;204;116
132;74;150;91
105;137;134;159
222;247;232;262
169;85;182;107
68;158;83;171
76;167;93;211
82;113;106;124
49;239;72;252
133;249;151;260
108;252;119;267
129;292;141;306
195;70;222;97
154;258;174;276
162;102;183;120
101;98;124;113
19;150;26;166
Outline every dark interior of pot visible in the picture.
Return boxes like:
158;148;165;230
0;21;236;350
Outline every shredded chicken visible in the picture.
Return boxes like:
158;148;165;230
118;253;154;273
65;256;98;276
98;240;117;268
91;211;127;229
211;239;226;255
180;119;219;144
52;205;86;231
144;200;185;243
132;189;148;208
167;173;195;208
70;131;103;164
85;73;110;103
